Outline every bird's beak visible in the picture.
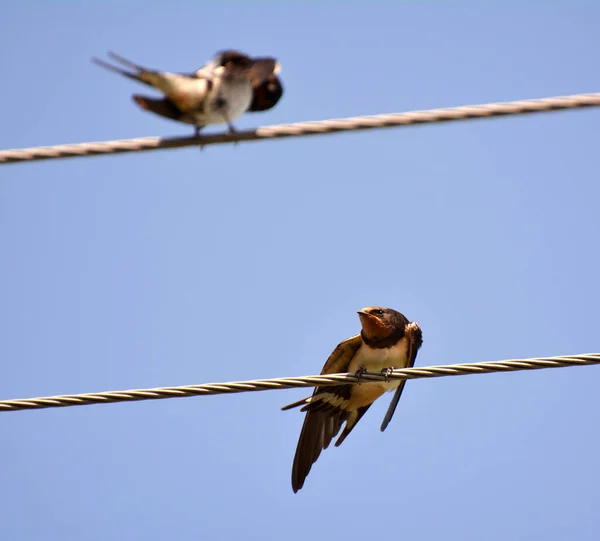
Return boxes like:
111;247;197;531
357;309;387;339
273;61;281;74
357;310;379;327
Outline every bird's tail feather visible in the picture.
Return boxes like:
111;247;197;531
92;56;143;83
281;396;310;411
107;51;147;72
92;52;161;89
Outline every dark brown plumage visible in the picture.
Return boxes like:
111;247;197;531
92;50;283;134
283;306;423;492
249;74;284;112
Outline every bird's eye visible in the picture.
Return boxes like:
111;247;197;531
371;309;384;316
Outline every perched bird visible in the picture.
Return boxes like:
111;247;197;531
283;306;423;493
92;50;283;135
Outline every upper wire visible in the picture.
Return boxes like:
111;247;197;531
1;92;599;164
1;353;598;413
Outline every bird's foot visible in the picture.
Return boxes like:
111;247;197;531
381;367;394;383
194;126;205;152
220;109;238;143
354;365;368;385
227;124;240;148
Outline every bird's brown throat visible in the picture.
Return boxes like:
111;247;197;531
359;314;406;348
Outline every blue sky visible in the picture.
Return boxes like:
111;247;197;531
2;3;600;540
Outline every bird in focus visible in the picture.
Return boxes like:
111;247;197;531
283;306;423;493
92;50;283;135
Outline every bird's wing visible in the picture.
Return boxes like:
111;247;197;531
132;95;193;124
285;334;363;493
320;333;363;374
281;333;362;412
379;321;423;432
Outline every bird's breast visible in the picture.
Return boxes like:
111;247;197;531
346;337;410;403
197;77;253;125
221;78;254;118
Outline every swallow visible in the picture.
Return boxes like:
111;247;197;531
282;306;423;493
92;50;283;135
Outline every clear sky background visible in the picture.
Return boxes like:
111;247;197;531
1;2;599;540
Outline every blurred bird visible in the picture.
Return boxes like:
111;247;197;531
283;306;423;493
92;50;283;135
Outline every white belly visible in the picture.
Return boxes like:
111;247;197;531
193;77;253;126
348;337;410;393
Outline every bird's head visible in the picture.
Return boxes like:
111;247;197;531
249;74;284;112
357;306;409;345
213;50;281;86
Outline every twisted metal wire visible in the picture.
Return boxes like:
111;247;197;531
1;353;597;413
2;92;599;164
